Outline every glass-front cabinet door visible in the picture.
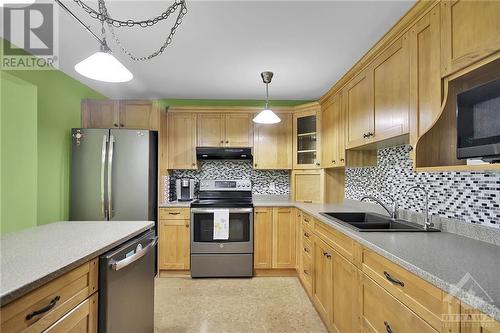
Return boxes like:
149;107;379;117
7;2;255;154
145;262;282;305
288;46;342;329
293;107;321;169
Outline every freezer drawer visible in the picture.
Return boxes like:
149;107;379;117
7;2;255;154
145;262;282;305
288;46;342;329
191;253;253;278
99;230;156;333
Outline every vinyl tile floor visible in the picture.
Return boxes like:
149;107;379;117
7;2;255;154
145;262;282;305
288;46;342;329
154;277;328;333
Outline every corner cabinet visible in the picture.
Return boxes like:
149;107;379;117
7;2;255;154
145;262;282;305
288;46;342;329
253;113;293;169
293;107;321;169
167;112;197;169
197;113;253;148
81;99;159;130
253;207;295;270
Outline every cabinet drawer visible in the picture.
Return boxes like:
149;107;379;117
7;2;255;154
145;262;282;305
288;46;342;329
1;259;98;333
362;249;443;330
302;239;313;260
301;212;314;229
44;293;98;333
159;208;190;220
301;254;313;295
314;220;353;261
362;274;438;333
302;227;313;248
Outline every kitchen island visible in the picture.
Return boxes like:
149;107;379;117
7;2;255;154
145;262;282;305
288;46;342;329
0;220;154;306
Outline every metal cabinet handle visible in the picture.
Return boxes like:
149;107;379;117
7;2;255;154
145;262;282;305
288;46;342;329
220;140;224;144
119;123;124;127
225;140;229;144
367;131;374;137
304;247;309;253
340;158;345;162
303;218;310;223
323;251;331;258
384;271;404;287
26;296;60;320
254;163;258;167
384;321;393;333
315;162;320;166
303;269;310;275
110;237;158;271
168;212;181;215
304;232;310;238
113;123;119;127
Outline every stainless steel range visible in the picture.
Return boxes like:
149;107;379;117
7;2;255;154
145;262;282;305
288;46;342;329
190;179;253;278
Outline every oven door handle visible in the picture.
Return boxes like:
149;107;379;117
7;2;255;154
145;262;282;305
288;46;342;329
191;208;254;213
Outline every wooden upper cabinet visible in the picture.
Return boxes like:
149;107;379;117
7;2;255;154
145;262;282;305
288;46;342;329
81;100;119;128
371;33;410;141
81;99;157;130
119;100;158;130
197;113;224;147
409;5;442;151
441;0;500;76
291;169;324;203
321;93;345;168
293;109;321;169
345;70;373;148
225;113;253;147
272;208;295;269
253;113;293;169
197;113;253;147
167;112;197;169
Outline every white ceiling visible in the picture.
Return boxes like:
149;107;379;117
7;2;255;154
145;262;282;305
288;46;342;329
26;1;417;99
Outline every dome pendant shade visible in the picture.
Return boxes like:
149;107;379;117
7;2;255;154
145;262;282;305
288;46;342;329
253;109;281;124
74;51;133;83
253;71;281;124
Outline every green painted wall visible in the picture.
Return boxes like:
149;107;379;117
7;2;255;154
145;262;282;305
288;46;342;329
0;72;38;234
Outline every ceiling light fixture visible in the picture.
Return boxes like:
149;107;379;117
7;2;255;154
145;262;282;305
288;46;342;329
74;44;133;83
253;71;281;124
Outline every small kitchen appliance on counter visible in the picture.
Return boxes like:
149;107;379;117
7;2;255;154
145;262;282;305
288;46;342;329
190;179;253;277
176;178;195;201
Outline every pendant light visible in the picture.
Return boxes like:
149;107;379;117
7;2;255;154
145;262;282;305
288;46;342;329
253;71;281;124
74;43;133;83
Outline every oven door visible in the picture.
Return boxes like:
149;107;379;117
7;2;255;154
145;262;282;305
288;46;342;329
191;208;253;254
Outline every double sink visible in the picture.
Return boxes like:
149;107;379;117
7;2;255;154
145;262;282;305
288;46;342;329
320;212;440;232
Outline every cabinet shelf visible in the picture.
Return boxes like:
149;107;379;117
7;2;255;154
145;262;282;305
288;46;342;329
297;150;317;154
297;132;317;137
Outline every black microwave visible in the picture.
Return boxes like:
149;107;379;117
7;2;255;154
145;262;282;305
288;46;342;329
457;78;500;162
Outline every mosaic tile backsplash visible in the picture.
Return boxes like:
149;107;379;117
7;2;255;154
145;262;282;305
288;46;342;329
345;145;500;229
165;160;289;201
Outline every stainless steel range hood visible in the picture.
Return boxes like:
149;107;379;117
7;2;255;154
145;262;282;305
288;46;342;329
196;147;253;160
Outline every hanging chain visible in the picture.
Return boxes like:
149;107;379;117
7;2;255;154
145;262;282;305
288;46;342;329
75;0;187;61
73;0;186;28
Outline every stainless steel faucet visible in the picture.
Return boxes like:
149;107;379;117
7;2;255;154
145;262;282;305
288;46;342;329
405;185;433;230
360;195;399;219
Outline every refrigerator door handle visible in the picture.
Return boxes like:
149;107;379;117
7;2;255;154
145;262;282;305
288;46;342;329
107;135;115;219
101;135;108;219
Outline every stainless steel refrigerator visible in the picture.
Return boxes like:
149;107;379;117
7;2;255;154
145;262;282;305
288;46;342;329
70;128;157;222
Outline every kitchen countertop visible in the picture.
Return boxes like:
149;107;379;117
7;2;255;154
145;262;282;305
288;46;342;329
159;200;193;208
0;220;154;307
254;200;500;321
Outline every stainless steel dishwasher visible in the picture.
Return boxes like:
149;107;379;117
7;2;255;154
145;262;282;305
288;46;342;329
99;229;157;333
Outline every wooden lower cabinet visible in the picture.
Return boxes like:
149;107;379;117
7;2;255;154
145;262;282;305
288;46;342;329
158;219;190;270
461;304;500;333
253;207;296;270
253;208;274;269
44;293;98;333
313;237;333;325
332;253;358;333
361;273;438;333
0;259;98;333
